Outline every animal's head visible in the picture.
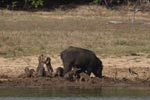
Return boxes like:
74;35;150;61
38;54;46;63
96;57;103;78
97;57;103;68
44;57;51;65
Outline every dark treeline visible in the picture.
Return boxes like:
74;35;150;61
0;0;149;10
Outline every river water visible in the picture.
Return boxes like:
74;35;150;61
0;87;149;100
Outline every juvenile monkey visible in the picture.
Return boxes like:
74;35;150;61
44;57;53;73
79;72;91;83
24;67;35;78
54;67;64;77
64;68;80;81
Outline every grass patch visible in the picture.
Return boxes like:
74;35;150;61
0;10;150;57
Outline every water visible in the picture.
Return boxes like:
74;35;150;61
0;97;149;100
0;87;149;100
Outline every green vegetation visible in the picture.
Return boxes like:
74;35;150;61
0;0;149;9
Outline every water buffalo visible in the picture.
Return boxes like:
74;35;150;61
60;46;103;78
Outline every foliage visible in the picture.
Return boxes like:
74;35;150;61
0;0;44;9
0;0;149;9
93;0;101;4
29;0;43;8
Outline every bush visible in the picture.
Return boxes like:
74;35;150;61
0;0;43;9
0;0;146;10
30;0;43;8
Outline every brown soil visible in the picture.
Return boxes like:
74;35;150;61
0;54;150;88
0;75;150;89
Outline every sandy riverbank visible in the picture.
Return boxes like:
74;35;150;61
0;54;150;88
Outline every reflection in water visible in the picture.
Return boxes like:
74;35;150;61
0;97;150;100
0;87;150;98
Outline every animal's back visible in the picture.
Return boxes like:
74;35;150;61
61;46;96;60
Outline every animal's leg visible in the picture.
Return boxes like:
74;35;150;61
63;62;72;74
39;67;46;77
86;67;92;76
76;69;83;78
47;65;53;72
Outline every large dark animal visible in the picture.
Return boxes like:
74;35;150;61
60;46;103;78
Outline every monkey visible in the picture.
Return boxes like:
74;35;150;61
64;68;80;81
37;66;46;77
24;67;35;78
24;67;32;77
29;69;35;77
36;54;46;77
44;57;53;75
79;72;91;83
54;67;64;77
